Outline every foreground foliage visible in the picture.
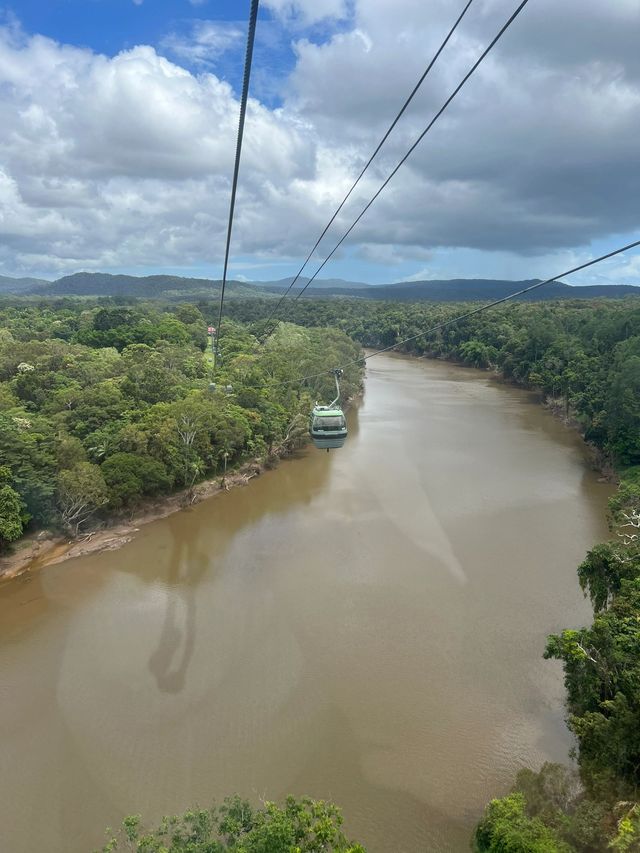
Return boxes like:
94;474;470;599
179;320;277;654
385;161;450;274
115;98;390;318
97;796;366;853
474;791;572;852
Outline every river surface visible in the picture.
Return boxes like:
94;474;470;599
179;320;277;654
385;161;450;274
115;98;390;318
0;354;612;853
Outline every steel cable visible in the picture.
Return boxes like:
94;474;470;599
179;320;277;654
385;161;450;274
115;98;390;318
213;0;260;373
258;0;476;340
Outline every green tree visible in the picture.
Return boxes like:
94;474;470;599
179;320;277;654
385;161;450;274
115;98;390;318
100;453;172;508
97;796;366;853
605;338;640;465
577;542;637;613
57;462;109;535
121;344;183;404
610;804;640;852
545;577;640;791
54;434;88;470
63;380;128;440
0;410;56;525
0;465;27;550
459;340;497;368
474;793;573;852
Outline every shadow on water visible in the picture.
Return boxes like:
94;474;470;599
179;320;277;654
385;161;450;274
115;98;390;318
147;513;209;694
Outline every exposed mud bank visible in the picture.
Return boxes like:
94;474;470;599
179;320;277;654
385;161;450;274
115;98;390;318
0;456;281;582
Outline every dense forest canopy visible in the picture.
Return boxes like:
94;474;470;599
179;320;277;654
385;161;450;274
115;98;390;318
0;298;361;546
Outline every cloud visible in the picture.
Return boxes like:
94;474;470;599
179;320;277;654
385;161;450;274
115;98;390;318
0;25;319;274
160;20;244;67
261;0;349;27
1;1;640;281
402;266;438;282
357;243;433;266
284;0;640;256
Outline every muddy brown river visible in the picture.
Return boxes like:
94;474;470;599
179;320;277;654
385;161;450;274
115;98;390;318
0;354;612;852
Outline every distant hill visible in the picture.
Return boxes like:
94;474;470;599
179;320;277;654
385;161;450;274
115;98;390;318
214;275;640;301
0;274;50;294
255;276;371;291
0;270;636;301
286;278;640;302
33;272;267;299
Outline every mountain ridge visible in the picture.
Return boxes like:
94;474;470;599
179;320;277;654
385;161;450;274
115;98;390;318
0;270;638;301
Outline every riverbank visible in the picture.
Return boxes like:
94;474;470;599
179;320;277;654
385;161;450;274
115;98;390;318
0;455;277;582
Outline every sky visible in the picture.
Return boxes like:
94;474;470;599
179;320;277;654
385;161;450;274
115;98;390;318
1;0;639;285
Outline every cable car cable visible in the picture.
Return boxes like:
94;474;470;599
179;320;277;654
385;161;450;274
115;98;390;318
213;0;260;374
263;237;640;389
257;0;476;341
260;0;531;339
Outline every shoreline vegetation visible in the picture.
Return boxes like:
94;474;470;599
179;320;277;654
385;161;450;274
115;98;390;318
0;382;358;581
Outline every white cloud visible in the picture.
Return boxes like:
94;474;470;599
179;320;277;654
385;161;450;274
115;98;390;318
160;20;244;67
1;1;640;280
0;25;324;275
261;0;349;27
284;0;640;256
402;267;438;282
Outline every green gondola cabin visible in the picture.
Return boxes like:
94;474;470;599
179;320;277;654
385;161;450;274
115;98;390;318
309;406;348;450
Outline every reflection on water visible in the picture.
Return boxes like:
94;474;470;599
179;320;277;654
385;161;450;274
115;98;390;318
0;354;612;853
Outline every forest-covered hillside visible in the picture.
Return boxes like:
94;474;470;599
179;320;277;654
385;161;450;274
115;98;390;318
0;274;50;294
262;279;640;302
31;272;266;299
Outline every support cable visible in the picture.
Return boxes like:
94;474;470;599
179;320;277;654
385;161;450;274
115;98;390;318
261;0;531;339
213;0;260;373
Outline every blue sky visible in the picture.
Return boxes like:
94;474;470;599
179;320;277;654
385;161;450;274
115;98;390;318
13;1;253;56
6;0;350;104
1;0;639;285
7;1;294;98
